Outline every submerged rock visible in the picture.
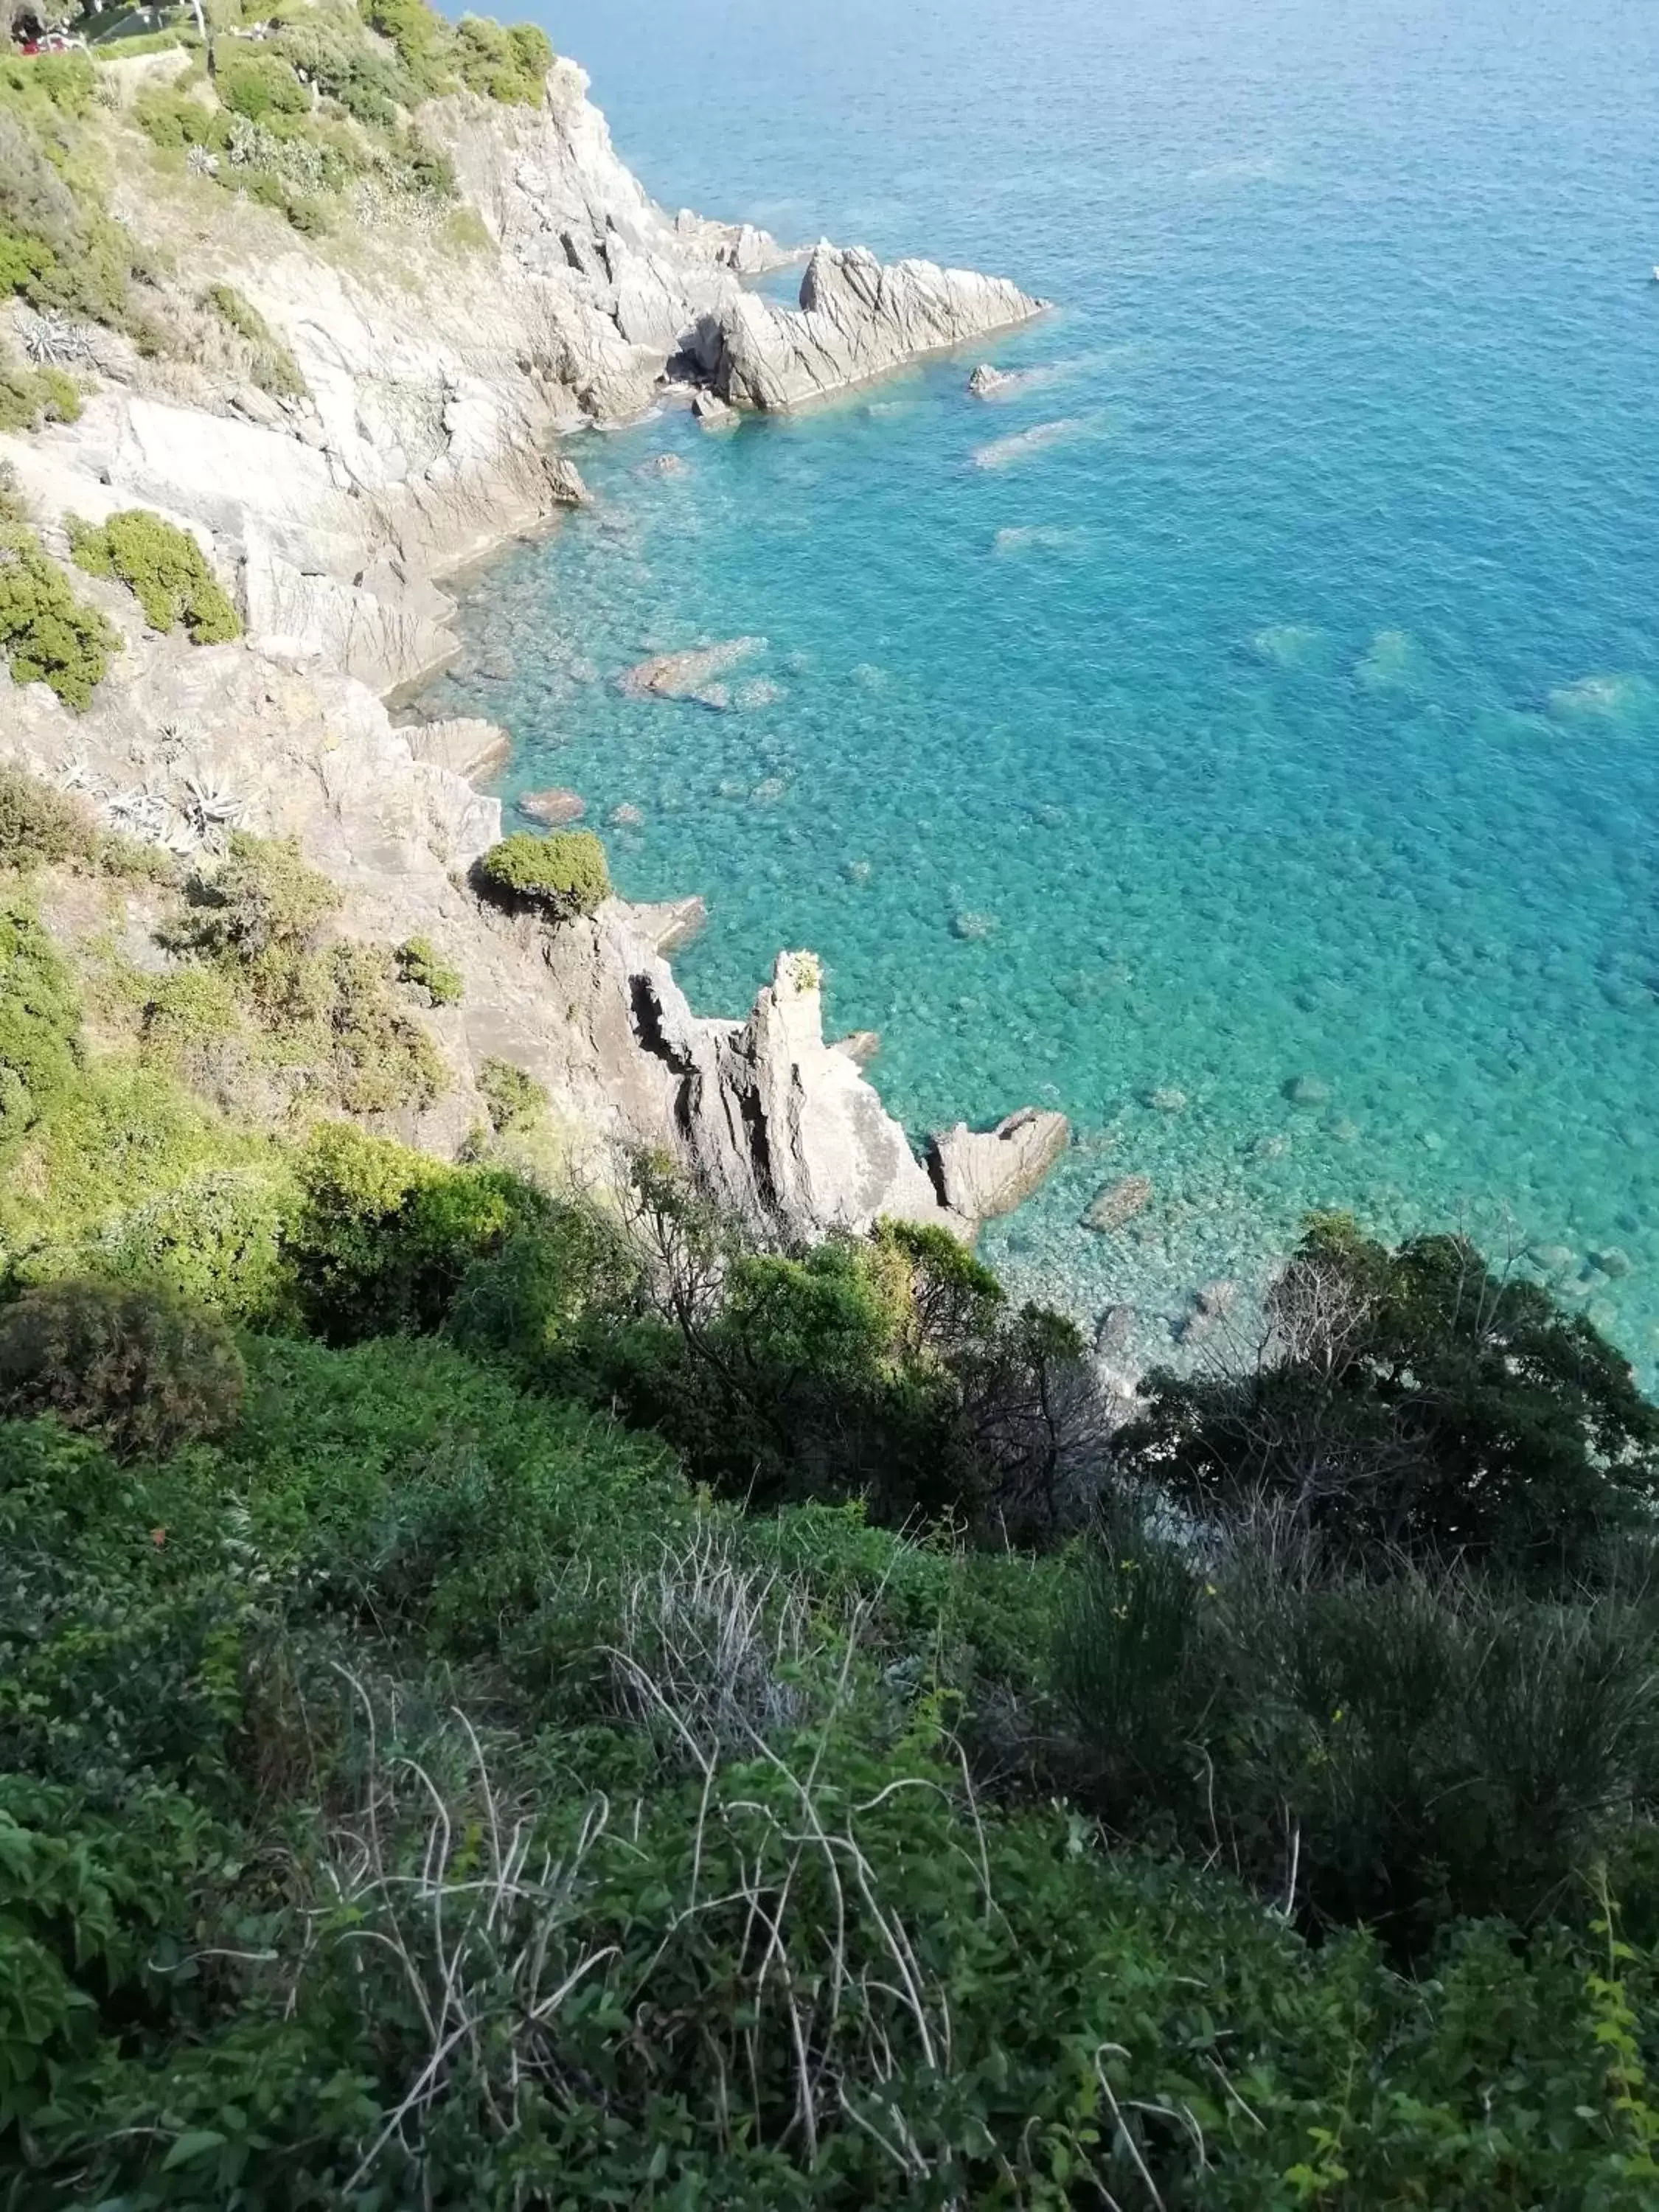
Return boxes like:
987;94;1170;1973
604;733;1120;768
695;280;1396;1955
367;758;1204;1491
1528;1242;1576;1275
1082;1173;1152;1234
950;909;998;941
639;451;691;477
1284;1073;1331;1107
1144;1085;1188;1114
701;241;1045;410
972;419;1083;470
619;638;765;700
1095;1304;1136;1354
518;785;586;825
608;801;645;829
1593;1246;1635;1279
928;1107;1071;1224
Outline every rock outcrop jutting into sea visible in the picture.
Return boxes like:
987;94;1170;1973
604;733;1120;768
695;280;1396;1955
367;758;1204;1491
0;51;1062;1247
701;242;1047;410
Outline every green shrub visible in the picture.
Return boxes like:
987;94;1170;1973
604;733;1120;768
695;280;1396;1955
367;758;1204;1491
474;827;611;921
139;964;242;1058
67;509;240;644
216;52;310;122
0;358;81;433
92;1165;296;1322
0;765;94;870
453;13;551;102
0;898;80;1152
0;526;118;709
1053;1514;1659;1955
358;0;459;96
477;1052;544;1133
204;280;307;400
181;832;338;960
394;932;462;1005
131;83;223;150
0;1279;245;1460
1119;1214;1659;1574
0;460;27;529
288;1121;550;1340
314;940;447;1114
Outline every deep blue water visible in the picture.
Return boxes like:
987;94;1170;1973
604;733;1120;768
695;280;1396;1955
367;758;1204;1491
424;0;1659;1369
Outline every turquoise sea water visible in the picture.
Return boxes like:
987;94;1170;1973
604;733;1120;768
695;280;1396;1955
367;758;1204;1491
422;0;1659;1371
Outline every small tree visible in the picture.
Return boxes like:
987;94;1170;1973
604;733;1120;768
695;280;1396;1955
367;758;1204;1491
1117;1214;1659;1573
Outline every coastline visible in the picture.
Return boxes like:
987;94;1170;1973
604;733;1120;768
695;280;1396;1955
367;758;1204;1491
1;48;1064;1257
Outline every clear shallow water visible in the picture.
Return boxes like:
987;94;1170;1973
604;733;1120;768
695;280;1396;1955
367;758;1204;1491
422;0;1659;1372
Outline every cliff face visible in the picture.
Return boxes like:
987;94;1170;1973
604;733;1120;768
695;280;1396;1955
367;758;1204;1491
1;56;1060;1244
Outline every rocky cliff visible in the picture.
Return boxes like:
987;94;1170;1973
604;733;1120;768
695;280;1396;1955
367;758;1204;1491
1;51;1065;1245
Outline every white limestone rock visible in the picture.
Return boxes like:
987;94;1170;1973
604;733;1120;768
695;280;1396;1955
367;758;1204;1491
928;1107;1071;1225
705;242;1046;411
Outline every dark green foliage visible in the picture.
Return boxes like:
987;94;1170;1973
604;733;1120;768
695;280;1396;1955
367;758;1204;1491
474;826;611;920
286;1120;550;1340
0;1279;244;1460
67;508;240;643
131;81;220;151
0;524;118;707
476;1051;543;1131
0;897;79;1152
1054;1512;1659;1955
1120;1212;1659;1572
582;1171;1100;1534
0;1335;1655;2204
394;931;462;1005
0;762;94;869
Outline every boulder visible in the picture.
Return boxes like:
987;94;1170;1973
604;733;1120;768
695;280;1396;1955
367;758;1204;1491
968;362;1018;397
928;1107;1071;1224
703;242;1046;411
619;638;763;699
518;785;587;824
1082;1173;1152;1234
692;388;738;428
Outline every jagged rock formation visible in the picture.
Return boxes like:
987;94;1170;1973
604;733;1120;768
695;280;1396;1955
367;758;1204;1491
929;1108;1071;1223
701;243;1046;410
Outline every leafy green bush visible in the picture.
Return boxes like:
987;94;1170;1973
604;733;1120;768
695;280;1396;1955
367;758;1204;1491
1054;1513;1659;1955
204;281;307;400
216;51;310;122
0;1279;244;1460
1;1330;1656;2205
0;764;94;870
131;82;222;150
394;932;462;1005
67;509;240;644
453;13;551;102
181;831;338;960
358;0;460;95
0;88;134;326
1119;1213;1659;1573
0;526;119;708
0;358;81;432
474;827;611;920
477;1051;544;1132
0;897;80;1154
287;1121;549;1340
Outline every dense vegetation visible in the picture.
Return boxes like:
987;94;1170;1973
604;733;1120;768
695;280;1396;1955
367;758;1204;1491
2;773;1659;2202
69;507;241;641
0;0;549;302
